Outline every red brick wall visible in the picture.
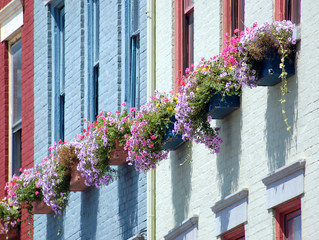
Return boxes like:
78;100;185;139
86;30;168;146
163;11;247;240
0;0;11;9
21;0;35;238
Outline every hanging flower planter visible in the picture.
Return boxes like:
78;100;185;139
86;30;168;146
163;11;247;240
69;165;88;192
109;140;127;165
31;200;53;214
162;116;185;150
207;93;240;119
256;52;295;86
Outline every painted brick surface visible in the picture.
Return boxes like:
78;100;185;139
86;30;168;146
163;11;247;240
155;0;319;239
33;0;147;239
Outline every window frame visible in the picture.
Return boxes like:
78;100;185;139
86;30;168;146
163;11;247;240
174;0;194;93
275;198;301;240
222;225;245;240
8;34;22;178
51;2;65;142
275;0;301;25
222;0;245;41
87;0;99;121
125;0;140;109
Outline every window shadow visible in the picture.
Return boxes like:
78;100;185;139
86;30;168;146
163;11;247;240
265;74;298;172
80;187;99;240
46;212;64;240
170;141;192;225
216;109;242;199
118;165;140;240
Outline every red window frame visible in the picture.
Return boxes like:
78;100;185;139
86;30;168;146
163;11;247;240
275;198;301;240
174;0;194;93
222;225;245;240
274;0;301;25
223;0;244;41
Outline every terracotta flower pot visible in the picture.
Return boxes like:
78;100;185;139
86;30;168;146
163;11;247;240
69;165;88;192
32;200;53;214
109;140;127;165
0;221;19;240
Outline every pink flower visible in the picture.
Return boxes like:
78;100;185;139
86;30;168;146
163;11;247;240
35;191;39;196
19;168;23;172
121;102;127;106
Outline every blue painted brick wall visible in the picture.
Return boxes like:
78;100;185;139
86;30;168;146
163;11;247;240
33;0;147;239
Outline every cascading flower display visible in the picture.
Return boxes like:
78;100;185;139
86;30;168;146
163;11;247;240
75;110;132;187
39;142;71;215
125;91;177;172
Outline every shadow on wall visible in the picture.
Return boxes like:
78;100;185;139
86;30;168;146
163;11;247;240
46;212;64;240
80;187;99;240
170;142;192;225
118;165;139;240
265;72;298;172
216;109;242;199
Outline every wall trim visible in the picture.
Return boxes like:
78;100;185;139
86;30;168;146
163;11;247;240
262;160;306;186
164;215;199;240
211;188;248;213
0;0;23;42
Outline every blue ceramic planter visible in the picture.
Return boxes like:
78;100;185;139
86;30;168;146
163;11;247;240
256;52;295;86
207;93;240;119
162;116;185;150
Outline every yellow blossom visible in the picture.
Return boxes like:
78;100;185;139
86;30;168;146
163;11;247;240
167;107;174;111
229;66;233;71
196;88;199;92
156;103;160;107
173;97;178;102
203;68;207;71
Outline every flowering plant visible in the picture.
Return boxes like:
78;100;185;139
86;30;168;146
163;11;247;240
239;20;296;131
9;168;43;214
0;197;20;236
174;32;256;152
125;91;177;172
39;142;71;215
75;110;132;187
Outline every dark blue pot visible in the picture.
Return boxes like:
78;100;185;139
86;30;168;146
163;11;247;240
256;52;295;86
207;93;240;119
161;116;185;150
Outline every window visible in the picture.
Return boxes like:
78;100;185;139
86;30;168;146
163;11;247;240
52;2;65;141
125;0;140;109
222;0;244;38
222;225;245;240
87;0;99;121
174;0;194;93
275;0;301;25
9;38;22;177
275;198;301;240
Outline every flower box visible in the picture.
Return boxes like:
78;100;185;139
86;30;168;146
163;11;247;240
256;52;295;86
207;93;240;119
0;222;19;240
108;140;127;165
69;165;88;192
162;116;185;150
32;200;53;214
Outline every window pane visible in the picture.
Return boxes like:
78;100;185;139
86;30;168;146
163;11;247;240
11;40;22;126
131;0;139;32
286;210;301;240
12;129;21;176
